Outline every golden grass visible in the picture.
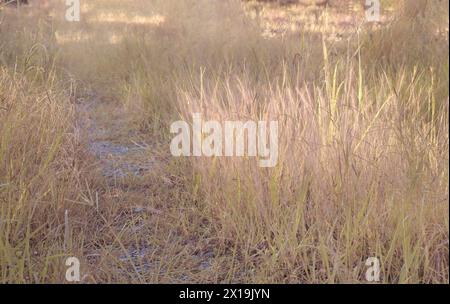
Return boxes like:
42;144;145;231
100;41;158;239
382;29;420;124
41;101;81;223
0;0;448;283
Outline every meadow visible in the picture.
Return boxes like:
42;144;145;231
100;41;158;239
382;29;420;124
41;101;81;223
0;0;448;283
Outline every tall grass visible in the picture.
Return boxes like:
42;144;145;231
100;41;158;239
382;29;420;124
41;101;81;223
0;24;76;283
167;0;448;283
0;0;448;283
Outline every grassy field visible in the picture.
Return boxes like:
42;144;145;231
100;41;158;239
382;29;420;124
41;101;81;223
0;0;448;283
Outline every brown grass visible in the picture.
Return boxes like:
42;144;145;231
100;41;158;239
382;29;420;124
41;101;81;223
0;0;448;283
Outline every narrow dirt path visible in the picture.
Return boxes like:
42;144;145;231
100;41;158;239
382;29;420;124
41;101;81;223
73;91;217;283
74;92;163;281
76;94;154;182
